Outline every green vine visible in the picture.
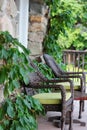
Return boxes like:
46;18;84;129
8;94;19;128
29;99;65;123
44;0;87;62
0;94;44;130
0;31;44;130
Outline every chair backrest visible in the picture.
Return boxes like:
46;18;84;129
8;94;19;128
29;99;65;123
24;58;47;95
43;54;64;77
29;58;46;79
43;52;87;85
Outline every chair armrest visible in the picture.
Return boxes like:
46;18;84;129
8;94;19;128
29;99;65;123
24;78;74;100
64;72;85;75
56;75;84;92
45;78;74;96
64;72;86;81
32;84;73;100
65;71;86;90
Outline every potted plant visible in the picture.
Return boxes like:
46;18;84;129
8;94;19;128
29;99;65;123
0;31;44;130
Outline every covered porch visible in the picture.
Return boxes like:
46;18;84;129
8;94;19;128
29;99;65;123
38;100;87;130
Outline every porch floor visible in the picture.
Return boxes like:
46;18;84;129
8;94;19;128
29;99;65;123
37;101;87;130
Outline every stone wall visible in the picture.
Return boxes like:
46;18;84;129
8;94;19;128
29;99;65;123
0;0;17;103
0;0;17;37
28;0;49;59
0;0;49;58
0;0;49;102
0;0;49;59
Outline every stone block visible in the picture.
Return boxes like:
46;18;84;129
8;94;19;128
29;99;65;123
29;23;42;32
42;17;48;26
0;0;17;17
0;14;15;37
30;0;44;4
29;22;47;34
6;0;17;17
28;41;43;55
42;4;49;16
29;32;44;43
0;0;7;11
30;2;42;14
30;15;42;23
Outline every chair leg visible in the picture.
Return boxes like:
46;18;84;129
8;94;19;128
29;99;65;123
69;111;73;130
61;116;66;130
82;100;85;112
79;100;83;118
73;119;86;126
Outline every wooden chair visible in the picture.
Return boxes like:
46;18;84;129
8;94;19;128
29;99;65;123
23;58;74;130
43;53;86;119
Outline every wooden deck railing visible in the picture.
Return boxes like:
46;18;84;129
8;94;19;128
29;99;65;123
63;50;87;72
63;50;87;85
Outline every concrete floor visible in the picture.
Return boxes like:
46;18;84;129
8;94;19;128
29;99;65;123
37;101;87;130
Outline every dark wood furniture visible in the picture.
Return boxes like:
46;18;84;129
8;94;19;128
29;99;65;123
63;50;87;89
43;53;86;119
73;91;87;126
63;50;87;114
24;58;74;130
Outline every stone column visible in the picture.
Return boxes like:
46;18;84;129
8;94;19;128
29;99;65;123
28;0;49;59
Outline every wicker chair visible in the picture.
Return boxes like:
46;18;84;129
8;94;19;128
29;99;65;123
43;54;86;119
23;58;74;130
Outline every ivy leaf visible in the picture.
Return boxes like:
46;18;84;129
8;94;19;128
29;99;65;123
7;103;15;118
0;108;5;120
23;75;29;85
0;68;7;84
11;120;27;130
15;126;25;130
4;84;9;97
1;48;8;59
12;79;20;89
19;67;29;85
13;38;30;55
23;99;31;109
8;79;20;94
0;126;4;130
3;120;9;126
19;117;25;127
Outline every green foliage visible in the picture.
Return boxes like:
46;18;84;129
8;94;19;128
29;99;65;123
0;31;33;97
0;94;44;130
44;0;87;62
0;31;44;130
36;62;55;79
33;61;55;93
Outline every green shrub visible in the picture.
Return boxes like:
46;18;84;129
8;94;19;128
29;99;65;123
0;31;44;130
0;94;44;130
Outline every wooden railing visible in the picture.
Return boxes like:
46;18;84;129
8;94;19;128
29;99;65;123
63;50;87;72
63;50;87;85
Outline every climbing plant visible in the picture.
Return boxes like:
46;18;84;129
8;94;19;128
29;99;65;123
0;31;44;130
44;0;87;62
